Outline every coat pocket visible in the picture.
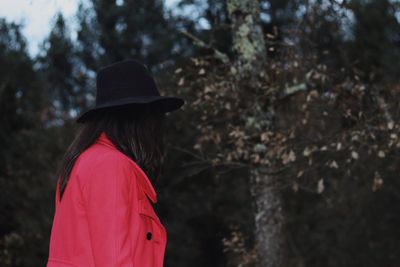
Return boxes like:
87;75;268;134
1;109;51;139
138;198;165;244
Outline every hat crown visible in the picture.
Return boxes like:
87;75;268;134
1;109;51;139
96;59;160;104
76;58;184;123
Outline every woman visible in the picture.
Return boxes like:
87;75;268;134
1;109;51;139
46;59;184;267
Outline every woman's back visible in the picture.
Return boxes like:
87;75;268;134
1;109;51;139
46;132;167;267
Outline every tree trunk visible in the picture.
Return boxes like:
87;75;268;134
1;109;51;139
249;166;287;267
227;1;287;266
227;0;266;80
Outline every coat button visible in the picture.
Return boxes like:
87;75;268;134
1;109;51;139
146;232;152;240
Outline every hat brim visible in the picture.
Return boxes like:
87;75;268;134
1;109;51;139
76;96;185;123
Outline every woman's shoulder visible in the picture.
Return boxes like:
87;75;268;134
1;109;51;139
74;143;138;182
72;141;157;204
81;142;128;163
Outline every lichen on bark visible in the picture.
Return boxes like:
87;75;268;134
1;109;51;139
227;0;266;79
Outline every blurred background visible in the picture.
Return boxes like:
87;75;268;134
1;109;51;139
0;0;400;266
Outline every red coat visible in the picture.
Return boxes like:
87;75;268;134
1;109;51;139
46;132;167;267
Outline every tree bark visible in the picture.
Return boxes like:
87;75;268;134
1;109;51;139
249;166;287;267
227;0;287;266
227;0;266;80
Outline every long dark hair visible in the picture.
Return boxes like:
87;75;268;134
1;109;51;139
56;103;166;202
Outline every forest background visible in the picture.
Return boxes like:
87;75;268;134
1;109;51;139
1;0;400;266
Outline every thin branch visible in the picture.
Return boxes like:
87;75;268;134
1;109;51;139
167;144;207;161
180;30;230;64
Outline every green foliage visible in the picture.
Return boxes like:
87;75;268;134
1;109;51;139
0;18;55;267
349;0;400;82
36;13;85;121
76;0;184;69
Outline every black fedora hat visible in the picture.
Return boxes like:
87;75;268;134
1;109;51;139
76;58;185;123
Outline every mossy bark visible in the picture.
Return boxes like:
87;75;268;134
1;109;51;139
227;0;266;80
227;1;287;266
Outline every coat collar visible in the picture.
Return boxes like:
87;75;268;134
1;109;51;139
96;132;157;204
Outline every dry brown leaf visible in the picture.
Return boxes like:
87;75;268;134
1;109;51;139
292;182;299;193
372;172;384;192
178;77;185;86
351;151;359;160
282;149;296;164
329;160;339;168
317;178;325;194
297;170;304;178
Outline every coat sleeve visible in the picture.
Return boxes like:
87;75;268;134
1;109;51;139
80;153;136;267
